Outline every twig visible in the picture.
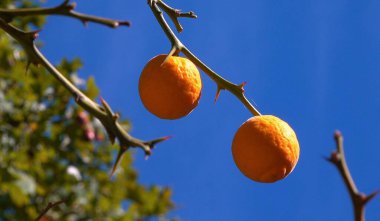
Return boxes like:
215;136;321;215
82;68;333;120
149;0;261;116
0;0;130;28
157;0;196;33
34;199;66;221
326;131;379;221
0;17;167;176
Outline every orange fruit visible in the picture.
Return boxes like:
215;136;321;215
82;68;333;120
232;115;300;183
139;54;202;119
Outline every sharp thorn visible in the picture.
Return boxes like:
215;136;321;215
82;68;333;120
214;87;222;103
104;127;116;144
100;97;113;116
325;151;340;164
144;154;150;160
364;189;380;205
110;146;127;177
145;136;171;150
82;20;89;27
323;155;332;163
161;47;178;66
60;0;70;7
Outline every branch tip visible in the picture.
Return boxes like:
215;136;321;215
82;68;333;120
334;130;342;139
188;11;197;18
118;21;131;27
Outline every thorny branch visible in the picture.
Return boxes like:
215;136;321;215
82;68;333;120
0;0;130;28
148;0;261;116
0;1;168;176
35;199;66;221
326;131;379;221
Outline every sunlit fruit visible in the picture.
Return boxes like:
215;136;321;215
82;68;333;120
139;54;202;119
232;115;300;183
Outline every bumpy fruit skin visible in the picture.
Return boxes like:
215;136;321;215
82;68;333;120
139;54;202;120
232;115;300;183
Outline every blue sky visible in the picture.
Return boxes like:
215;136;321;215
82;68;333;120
40;0;380;220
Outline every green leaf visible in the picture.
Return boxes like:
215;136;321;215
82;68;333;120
9;184;29;207
86;76;99;100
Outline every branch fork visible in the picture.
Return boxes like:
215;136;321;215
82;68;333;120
0;0;130;28
0;1;167;176
326;130;379;221
149;0;261;116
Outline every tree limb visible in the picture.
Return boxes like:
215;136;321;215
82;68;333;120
0;17;166;176
35;199;66;221
326;131;379;221
0;0;130;28
149;0;261;116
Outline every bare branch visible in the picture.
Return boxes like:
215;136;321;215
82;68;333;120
35;199;66;221
0;18;167;175
0;0;130;28
157;0;196;33
148;0;261;116
326;130;379;221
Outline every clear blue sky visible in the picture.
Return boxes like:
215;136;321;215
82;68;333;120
40;0;380;220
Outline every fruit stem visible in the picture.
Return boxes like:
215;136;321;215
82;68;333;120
149;0;261;116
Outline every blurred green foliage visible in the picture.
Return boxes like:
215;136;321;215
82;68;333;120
0;1;176;220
